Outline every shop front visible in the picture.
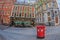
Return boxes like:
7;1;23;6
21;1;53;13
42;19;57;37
10;17;35;27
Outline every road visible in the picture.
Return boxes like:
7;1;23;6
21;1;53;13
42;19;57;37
0;25;60;40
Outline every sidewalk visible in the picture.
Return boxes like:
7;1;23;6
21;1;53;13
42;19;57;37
0;34;6;40
0;25;60;40
0;25;9;30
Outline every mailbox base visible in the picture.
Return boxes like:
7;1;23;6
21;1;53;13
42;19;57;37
37;36;45;39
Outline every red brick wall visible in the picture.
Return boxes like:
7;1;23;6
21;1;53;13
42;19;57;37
2;0;15;24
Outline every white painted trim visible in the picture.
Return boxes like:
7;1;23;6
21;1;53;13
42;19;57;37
10;5;14;17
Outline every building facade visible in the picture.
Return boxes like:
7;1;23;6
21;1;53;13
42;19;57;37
35;0;59;26
10;1;36;26
0;0;59;26
0;0;16;25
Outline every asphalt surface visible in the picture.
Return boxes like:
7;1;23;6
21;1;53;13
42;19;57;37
0;25;60;40
0;25;9;30
0;35;6;40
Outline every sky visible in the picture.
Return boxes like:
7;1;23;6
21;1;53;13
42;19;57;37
57;0;60;10
17;0;36;4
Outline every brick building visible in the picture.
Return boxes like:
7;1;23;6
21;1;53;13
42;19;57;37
0;0;16;25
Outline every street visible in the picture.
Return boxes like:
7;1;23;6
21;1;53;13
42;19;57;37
0;25;60;40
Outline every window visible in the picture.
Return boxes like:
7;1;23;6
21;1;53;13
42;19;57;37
12;12;14;17
43;4;46;10
25;12;30;18
51;10;54;19
51;2;54;7
16;13;19;17
29;7;32;13
55;11;58;17
19;13;21;17
40;6;42;12
18;6;20;10
20;6;22;12
16;7;17;10
37;8;41;12
14;13;16;17
22;6;24;11
21;12;25;17
47;3;49;8
52;2;57;8
25;13;26;17
47;12;50;16
30;14;31;17
55;11;57;13
32;7;34;13
46;4;48;9
14;6;17;10
24;6;27;12
31;13;35;18
48;17;51;21
26;6;30;12
54;3;58;8
47;3;51;8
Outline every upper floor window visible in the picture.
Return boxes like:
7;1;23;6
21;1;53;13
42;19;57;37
14;6;18;10
47;12;50;16
15;6;17;10
55;11;58;16
11;12;14;17
55;11;57;13
19;13;21;17
43;4;46;10
47;2;51;8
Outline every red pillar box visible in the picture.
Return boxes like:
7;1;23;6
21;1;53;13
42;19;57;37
37;25;45;39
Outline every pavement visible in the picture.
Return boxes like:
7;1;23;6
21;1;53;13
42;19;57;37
0;25;60;40
0;34;6;40
0;25;9;30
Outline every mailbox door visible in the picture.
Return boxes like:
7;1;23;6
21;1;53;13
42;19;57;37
37;25;45;37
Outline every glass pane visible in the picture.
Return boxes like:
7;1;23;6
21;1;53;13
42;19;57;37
47;12;50;16
48;17;51;21
55;16;58;23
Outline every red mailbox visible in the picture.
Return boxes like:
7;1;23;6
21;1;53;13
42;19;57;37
37;25;45;38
